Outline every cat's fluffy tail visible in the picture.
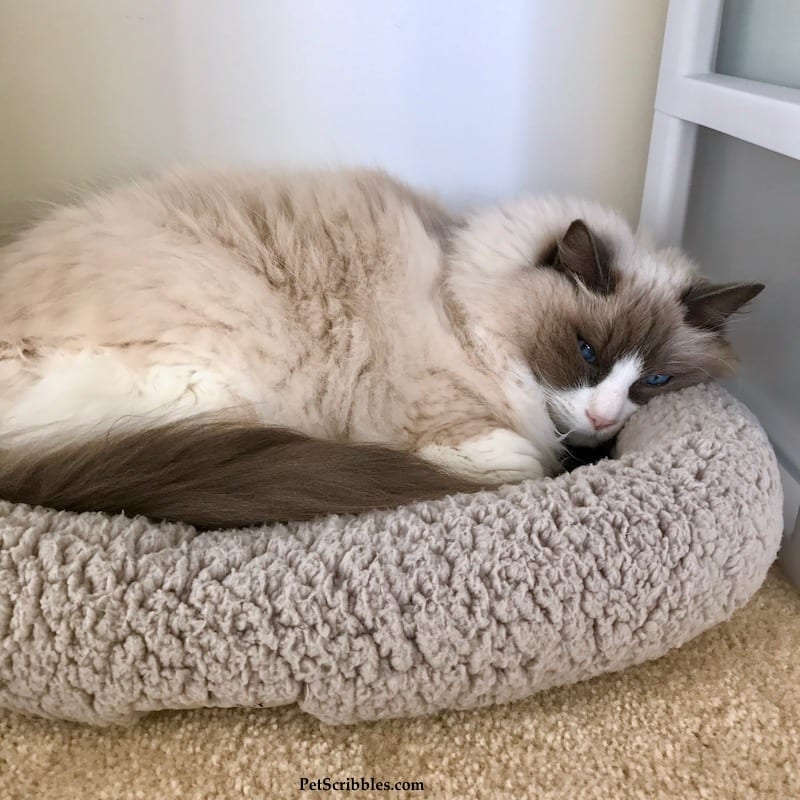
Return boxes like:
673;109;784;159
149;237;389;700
0;418;480;529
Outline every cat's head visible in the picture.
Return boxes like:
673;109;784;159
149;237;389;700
447;199;764;447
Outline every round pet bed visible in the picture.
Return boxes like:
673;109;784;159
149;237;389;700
0;383;783;726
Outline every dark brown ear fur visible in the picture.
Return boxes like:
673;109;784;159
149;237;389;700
682;281;765;331
541;219;616;295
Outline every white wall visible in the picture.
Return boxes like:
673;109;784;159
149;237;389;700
0;0;668;238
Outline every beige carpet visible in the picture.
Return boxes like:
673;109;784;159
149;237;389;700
1;567;798;800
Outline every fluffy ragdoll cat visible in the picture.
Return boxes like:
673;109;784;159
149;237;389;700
0;169;763;528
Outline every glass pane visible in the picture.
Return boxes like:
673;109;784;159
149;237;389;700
716;0;800;89
682;127;800;476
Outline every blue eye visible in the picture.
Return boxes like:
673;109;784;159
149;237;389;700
578;338;598;365
643;374;672;387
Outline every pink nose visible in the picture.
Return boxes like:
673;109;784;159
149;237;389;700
586;410;617;431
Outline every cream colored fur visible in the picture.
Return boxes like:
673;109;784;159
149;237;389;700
0;168;705;483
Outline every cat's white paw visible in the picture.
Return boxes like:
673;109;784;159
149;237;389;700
419;428;546;485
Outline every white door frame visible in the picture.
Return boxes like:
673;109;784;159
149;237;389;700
640;0;800;245
639;0;800;579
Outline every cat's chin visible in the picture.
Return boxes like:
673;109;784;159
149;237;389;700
561;430;609;448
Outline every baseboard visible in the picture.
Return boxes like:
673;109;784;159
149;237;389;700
778;462;800;591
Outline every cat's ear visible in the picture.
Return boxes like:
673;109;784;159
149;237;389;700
681;281;765;331
545;219;615;294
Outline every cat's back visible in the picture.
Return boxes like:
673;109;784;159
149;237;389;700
0;168;459;440
0;168;449;343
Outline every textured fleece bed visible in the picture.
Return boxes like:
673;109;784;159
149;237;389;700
0;383;784;726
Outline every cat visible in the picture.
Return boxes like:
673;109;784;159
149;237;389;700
0;168;763;528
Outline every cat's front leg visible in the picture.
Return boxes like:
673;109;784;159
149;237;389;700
418;428;547;486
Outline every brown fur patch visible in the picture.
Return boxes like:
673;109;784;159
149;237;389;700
408;368;506;449
539;219;618;295
0;339;38;360
520;274;739;403
356;171;461;248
